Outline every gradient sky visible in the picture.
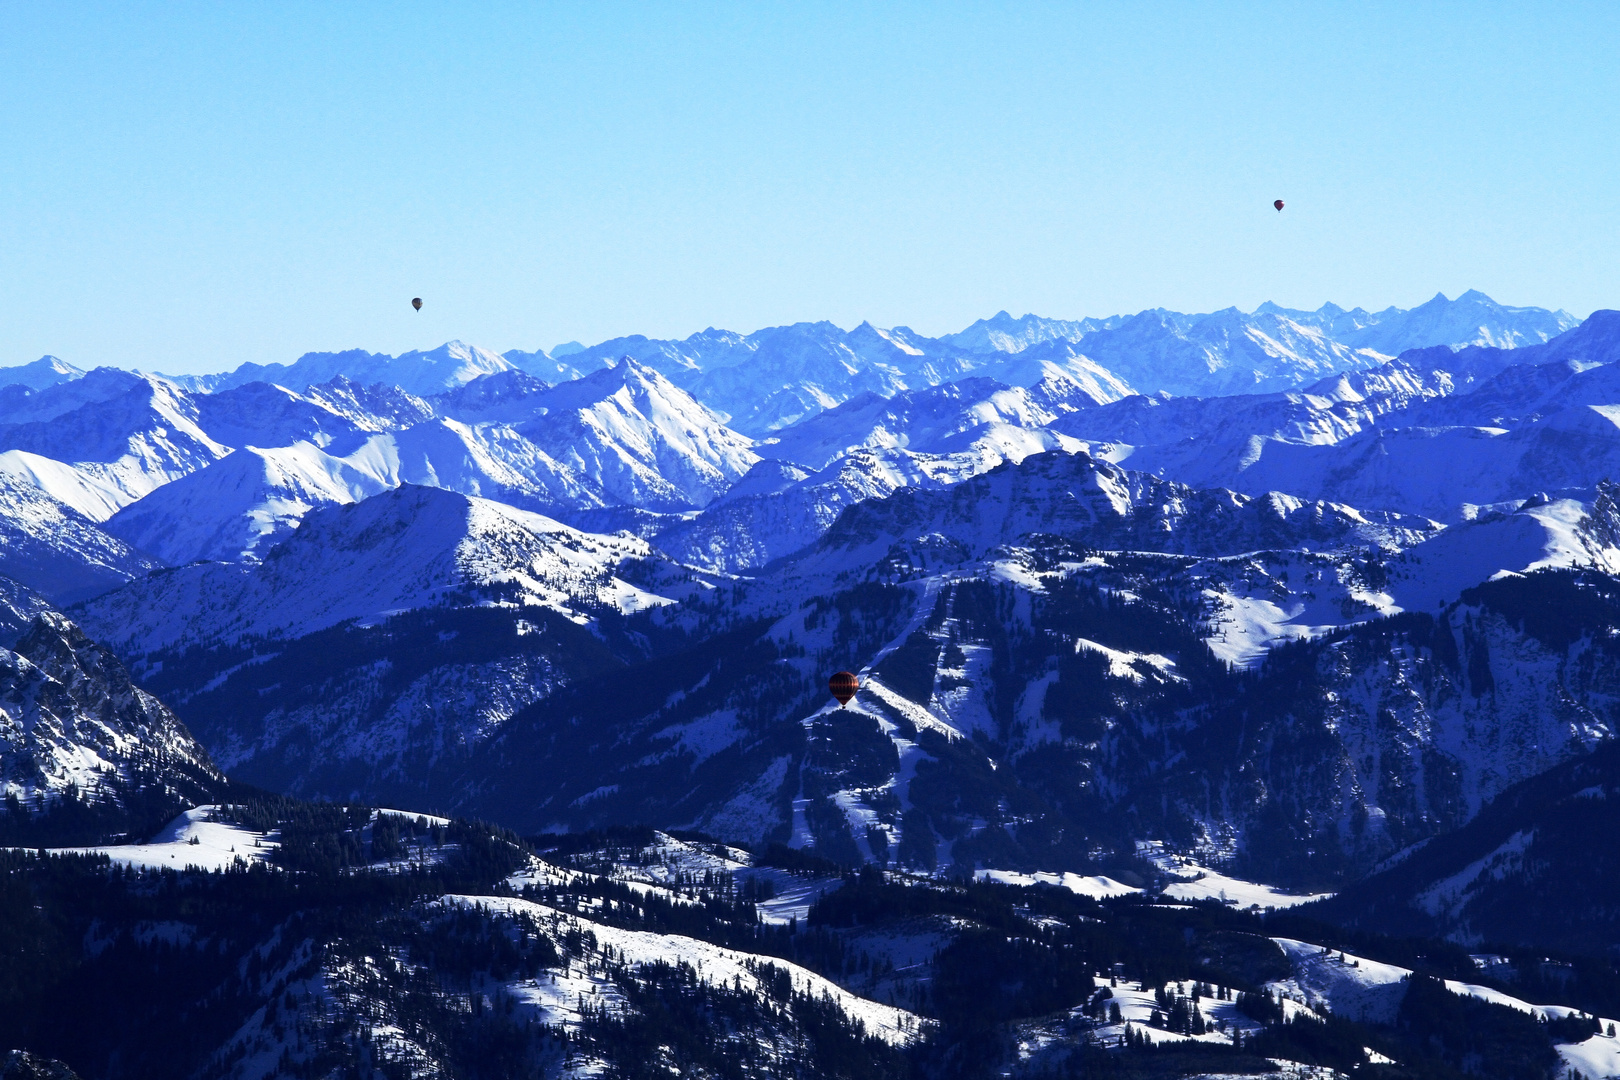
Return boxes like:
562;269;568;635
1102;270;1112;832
2;2;1617;374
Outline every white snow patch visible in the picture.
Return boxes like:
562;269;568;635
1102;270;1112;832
440;893;924;1045
45;806;277;871
976;868;1142;899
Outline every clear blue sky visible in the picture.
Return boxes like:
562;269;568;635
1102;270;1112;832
3;2;1617;374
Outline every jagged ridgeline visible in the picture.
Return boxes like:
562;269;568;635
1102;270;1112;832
10;296;1620;1076
53;450;1620;892
0;613;225;846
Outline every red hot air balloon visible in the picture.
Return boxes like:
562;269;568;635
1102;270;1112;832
1274;200;1285;212
828;671;859;706
412;297;423;311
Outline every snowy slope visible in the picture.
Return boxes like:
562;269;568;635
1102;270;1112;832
974;868;1141;899
940;310;1110;353
0;613;221;818
300;375;436;431
0;374;231;511
501;345;612;383
47;804;275;870
103;443;390;564
1337;290;1580;354
0;367;145;427
759;377;1086;471
74;484;674;656
189;380;381;455
0;355;85;391
0;471;162;604
659;433;1091;573
1142;846;1332;909
654;448;960;571
790;449;1437;577
968;349;1137;404
516;357;758;510
1059;306;1392;397
339;419;610;516
1157;405;1620;522
200;340;519;397
0;449;130;522
1264;935;1620;1076
1054;359;1450;455
439;892;923;1045
1381;494;1620;611
429;368;555;423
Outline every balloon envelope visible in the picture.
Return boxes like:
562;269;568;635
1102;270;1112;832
828;671;859;706
412;297;423;311
1273;200;1285;211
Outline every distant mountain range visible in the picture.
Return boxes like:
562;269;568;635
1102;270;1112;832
11;287;1620;1080
4;288;1618;890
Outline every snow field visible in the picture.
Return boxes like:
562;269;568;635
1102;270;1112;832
1082;977;1262;1050
1268;938;1410;1024
1141;845;1334;909
42;805;277;871
1269;937;1620;1077
975;868;1141;899
513;836;843;926
439;894;925;1045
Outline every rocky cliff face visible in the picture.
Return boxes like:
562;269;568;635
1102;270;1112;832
0;612;222;843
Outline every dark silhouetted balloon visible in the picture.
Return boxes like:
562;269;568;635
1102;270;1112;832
412;297;423;311
828;671;859;706
1274;200;1285;212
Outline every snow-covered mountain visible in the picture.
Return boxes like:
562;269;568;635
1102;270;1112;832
8;293;1613;891
72;485;703;801
196;340;519;397
1132;404;1620;523
1333;288;1580;354
0;361;758;563
653;449;962;572
102;443;390;564
513;357;759;510
18;293;1620;1080
0;355;85;391
0;367;157;428
939;310;1115;353
1040;311;1620;523
757;376;1097;471
75;484;676;658
0;612;222;837
1058;306;1391;397
0;472;162;606
788;449;1437;578
1321;687;1620;955
500;344;613;383
0;373;230;513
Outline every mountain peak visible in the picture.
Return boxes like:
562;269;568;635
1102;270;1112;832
0;355;87;391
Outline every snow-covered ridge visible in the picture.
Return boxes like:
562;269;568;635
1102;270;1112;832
0;613;221;818
73;485;678;657
439;893;924;1045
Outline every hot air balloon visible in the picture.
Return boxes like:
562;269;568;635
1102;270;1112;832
412;297;423;311
828;671;859;707
1273;200;1285;212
